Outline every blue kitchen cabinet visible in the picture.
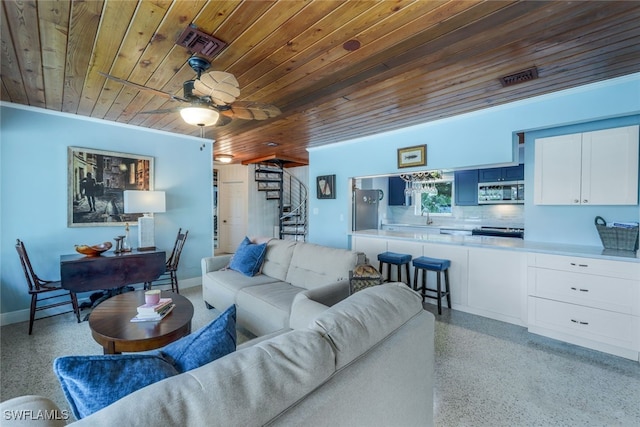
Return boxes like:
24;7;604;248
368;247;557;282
388;176;409;206
454;170;479;206
478;164;524;182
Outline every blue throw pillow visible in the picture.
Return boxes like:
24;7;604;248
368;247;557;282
160;304;236;372
54;354;178;420
53;305;236;420
229;237;267;276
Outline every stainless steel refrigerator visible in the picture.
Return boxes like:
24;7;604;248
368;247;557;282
353;189;380;231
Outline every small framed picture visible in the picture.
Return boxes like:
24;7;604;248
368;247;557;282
317;175;336;199
397;145;426;168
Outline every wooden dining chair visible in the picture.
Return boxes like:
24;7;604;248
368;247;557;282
146;229;189;294
15;239;81;334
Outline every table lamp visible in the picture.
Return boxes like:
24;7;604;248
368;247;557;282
123;190;166;251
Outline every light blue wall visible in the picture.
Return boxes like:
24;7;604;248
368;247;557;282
0;105;213;314
308;73;640;248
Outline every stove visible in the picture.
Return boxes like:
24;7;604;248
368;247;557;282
471;226;524;239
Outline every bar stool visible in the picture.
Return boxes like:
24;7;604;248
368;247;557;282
377;252;412;286
412;256;451;314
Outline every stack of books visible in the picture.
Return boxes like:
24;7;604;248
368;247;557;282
130;297;175;322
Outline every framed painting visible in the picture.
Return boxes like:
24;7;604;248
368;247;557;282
317;175;336;199
397;145;427;168
68;147;154;227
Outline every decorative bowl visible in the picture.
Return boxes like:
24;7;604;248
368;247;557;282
75;242;113;257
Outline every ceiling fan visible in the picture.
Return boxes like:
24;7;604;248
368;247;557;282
99;56;281;128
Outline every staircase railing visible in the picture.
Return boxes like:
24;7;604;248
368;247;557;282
254;162;308;241
280;169;308;241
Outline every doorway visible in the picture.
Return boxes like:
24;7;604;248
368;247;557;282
218;180;247;254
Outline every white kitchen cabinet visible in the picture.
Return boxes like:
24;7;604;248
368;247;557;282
527;253;640;361
534;125;639;205
467;247;527;326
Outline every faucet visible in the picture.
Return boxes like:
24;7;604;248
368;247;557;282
424;211;433;225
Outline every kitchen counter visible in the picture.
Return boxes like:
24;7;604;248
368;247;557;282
351;229;640;262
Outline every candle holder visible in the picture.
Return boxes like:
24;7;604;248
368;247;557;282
114;236;123;253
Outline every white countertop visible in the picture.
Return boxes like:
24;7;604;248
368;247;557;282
351;229;640;262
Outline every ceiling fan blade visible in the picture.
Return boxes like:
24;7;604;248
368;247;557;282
138;107;182;114
193;71;240;105
99;72;189;103
223;101;281;120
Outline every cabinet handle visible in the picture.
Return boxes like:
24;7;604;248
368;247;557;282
570;287;589;292
570;319;589;325
569;263;588;268
583;199;588;204
573;199;580;203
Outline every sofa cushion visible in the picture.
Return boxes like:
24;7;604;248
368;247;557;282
236;282;305;336
205;269;281;294
309;283;423;369
229;237;267;276
160;305;237;372
0;396;68;427
260;239;297;281
54;306;237;420
285;242;361;290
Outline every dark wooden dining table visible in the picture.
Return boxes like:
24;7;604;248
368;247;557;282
60;250;166;293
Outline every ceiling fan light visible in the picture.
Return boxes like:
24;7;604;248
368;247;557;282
180;107;219;126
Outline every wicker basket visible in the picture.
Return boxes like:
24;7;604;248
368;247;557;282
594;216;639;251
349;264;383;294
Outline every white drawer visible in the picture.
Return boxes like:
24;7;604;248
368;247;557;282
528;297;640;351
528;267;640;315
529;253;640;280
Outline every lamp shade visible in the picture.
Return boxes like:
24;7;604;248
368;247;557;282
180;107;220;126
123;190;166;214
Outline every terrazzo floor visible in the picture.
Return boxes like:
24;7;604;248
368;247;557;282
422;304;640;426
1;285;639;426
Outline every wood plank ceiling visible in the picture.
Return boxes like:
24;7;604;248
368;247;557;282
2;1;639;166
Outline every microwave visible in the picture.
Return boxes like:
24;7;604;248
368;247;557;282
478;181;524;204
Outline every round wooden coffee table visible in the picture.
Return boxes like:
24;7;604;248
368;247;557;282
89;290;194;354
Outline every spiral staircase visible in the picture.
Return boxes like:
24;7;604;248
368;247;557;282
253;162;308;241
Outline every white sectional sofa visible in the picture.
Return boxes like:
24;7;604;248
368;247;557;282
201;239;365;336
1;284;436;426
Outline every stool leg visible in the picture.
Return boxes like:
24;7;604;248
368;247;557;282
421;268;427;301
444;269;452;309
398;264;405;284
405;263;411;286
412;267;418;292
379;261;384;281
436;271;442;315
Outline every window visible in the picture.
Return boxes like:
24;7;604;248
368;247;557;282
413;174;453;216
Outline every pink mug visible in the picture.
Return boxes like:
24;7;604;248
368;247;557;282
145;290;161;305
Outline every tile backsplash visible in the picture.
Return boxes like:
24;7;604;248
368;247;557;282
387;204;524;228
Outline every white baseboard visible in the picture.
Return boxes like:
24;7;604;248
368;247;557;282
177;277;201;290
0;278;202;327
0;297;89;327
